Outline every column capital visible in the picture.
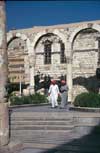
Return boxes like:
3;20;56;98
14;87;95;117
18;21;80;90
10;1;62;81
0;1;5;6
29;55;35;67
66;57;72;64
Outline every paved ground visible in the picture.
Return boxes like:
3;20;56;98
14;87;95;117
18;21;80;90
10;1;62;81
0;147;10;153
17;148;46;153
1;104;100;153
9;104;72;113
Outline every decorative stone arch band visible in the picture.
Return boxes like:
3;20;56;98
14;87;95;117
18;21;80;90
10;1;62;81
68;23;100;102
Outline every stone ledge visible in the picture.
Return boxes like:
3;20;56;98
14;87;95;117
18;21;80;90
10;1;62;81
69;106;100;113
9;103;49;110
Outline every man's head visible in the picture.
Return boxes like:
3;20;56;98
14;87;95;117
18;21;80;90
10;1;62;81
51;80;56;85
61;80;66;85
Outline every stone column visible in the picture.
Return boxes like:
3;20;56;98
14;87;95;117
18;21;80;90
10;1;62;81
0;1;8;102
67;57;73;103
29;54;35;94
0;103;9;146
52;42;60;77
27;38;35;95
0;1;9;145
52;42;60;64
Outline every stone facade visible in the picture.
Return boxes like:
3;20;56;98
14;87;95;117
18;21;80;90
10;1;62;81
7;20;100;102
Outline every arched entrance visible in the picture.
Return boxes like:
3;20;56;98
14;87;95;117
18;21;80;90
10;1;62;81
34;33;66;79
7;33;30;94
30;30;67;93
69;23;100;101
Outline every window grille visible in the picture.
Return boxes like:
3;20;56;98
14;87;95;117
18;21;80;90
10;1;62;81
44;40;52;64
60;42;66;63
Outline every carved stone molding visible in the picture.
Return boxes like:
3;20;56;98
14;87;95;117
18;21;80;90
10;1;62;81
40;34;62;45
87;23;93;28
66;57;72;64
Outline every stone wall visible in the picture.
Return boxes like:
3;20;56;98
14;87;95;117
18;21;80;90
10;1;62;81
7;20;100;101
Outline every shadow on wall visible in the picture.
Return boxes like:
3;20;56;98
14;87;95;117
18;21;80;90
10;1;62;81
73;75;100;93
43;123;100;153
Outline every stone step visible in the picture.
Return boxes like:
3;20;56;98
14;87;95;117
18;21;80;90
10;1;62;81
11;137;71;145
11;117;73;121
10;116;73;121
10;130;74;143
11;130;73;137
10;112;74;119
10;132;75;145
11;124;74;131
17;133;76;149
9;107;100;152
10;111;75;145
23;142;58;149
10;129;73;134
11;120;73;126
20;141;100;152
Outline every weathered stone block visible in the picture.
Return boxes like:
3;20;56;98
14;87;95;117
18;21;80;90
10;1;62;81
0;103;9;146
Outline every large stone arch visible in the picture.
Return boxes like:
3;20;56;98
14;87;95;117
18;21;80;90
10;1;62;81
69;23;100;49
31;30;67;66
7;32;30;52
29;29;68;93
31;29;66;50
69;23;100;102
7;32;32;87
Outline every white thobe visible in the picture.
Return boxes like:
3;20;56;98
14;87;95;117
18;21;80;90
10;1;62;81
48;84;59;108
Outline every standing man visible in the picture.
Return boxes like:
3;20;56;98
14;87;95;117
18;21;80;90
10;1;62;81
48;80;60;108
60;80;69;108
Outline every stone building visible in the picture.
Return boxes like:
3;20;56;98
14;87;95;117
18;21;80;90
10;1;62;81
7;20;100;102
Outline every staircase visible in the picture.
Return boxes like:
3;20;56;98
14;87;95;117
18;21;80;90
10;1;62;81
9;107;100;153
10;108;76;149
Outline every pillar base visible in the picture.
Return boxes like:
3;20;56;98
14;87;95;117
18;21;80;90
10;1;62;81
0;103;9;146
29;86;35;95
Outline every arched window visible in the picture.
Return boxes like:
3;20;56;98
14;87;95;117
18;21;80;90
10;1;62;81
44;40;52;64
60;42;66;63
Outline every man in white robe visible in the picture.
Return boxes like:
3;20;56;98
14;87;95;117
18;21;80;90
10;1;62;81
48;80;60;108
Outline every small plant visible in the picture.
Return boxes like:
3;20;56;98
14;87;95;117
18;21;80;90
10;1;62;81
74;92;100;108
10;93;48;106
